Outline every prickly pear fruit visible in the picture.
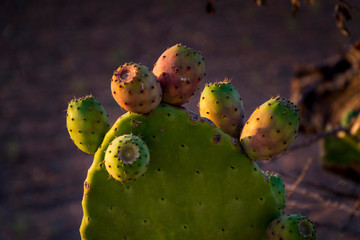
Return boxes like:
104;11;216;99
267;214;316;240
111;62;162;114
240;97;300;160
264;172;286;212
153;43;205;105
66;95;110;154
198;80;245;138
104;134;150;182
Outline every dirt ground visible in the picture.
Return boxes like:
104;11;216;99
1;0;359;239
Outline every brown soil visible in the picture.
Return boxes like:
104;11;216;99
1;0;359;239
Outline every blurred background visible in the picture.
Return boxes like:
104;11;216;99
1;0;359;239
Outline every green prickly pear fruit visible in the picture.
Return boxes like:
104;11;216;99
264;172;286;212
111;62;162;114
267;214;316;240
153;43;205;105
240;97;300;160
104;134;150;182
198;80;245;138
66;95;110;154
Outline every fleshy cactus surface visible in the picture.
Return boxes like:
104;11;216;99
66;95;109;154
267;214;316;240
264;172;286;212
153;43;205;105
66;44;316;240
198;80;245;138
80;104;282;240
111;62;162;114
104;134;150;182
240;97;300;160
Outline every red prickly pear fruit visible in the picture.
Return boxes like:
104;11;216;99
267;214;316;240
198;79;245;138
153;43;205;105
240;97;300;160
111;63;162;114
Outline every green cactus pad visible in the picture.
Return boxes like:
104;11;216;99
104;134;150;182
199;80;245;138
80;103;282;240
267;214;316;240
321;130;360;181
66;95;110;154
240;97;300;160
264;172;286;212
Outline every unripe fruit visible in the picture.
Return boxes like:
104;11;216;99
199;80;245;138
66;95;109;154
104;134;150;182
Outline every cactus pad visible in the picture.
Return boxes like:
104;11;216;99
199;80;245;138
80;104;282;240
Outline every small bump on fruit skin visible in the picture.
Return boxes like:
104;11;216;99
111;62;162;114
153;43;205;105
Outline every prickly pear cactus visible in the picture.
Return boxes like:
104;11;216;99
65;44;316;240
